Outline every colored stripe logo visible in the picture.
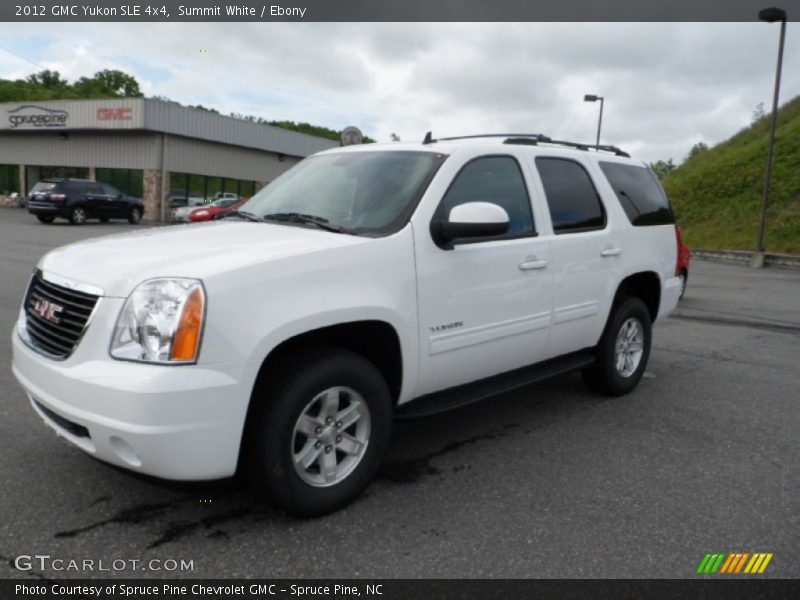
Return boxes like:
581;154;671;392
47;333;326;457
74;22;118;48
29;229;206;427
696;552;773;574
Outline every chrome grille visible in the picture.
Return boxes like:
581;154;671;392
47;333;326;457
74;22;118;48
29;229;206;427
24;275;99;359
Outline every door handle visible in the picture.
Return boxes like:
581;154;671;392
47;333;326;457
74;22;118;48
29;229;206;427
519;258;548;270
600;247;623;257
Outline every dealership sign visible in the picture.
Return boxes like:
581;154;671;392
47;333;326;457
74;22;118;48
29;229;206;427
97;107;133;121
7;105;68;128
1;100;144;130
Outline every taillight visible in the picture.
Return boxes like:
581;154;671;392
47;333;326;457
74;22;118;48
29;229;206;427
674;225;683;276
50;194;66;203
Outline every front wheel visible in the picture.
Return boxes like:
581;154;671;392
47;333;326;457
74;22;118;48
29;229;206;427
582;296;652;396
128;207;143;224
243;347;392;517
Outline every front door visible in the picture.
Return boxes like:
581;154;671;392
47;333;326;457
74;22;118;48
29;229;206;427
83;181;113;218
414;154;553;397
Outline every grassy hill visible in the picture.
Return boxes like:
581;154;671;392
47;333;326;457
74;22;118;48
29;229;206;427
663;95;800;254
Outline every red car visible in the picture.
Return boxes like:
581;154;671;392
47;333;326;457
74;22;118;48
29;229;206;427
675;225;691;299
189;198;246;222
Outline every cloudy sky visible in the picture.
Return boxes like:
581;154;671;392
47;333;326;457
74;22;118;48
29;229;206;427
1;22;798;163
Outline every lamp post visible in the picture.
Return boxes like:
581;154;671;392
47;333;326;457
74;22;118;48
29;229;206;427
584;94;604;147
753;6;787;268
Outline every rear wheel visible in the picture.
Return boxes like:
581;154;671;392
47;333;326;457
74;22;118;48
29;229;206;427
582;296;652;396
99;217;109;223
128;207;142;224
69;206;87;225
36;215;55;224
243;347;392;517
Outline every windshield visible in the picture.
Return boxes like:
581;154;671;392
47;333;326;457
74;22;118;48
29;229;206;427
240;150;445;235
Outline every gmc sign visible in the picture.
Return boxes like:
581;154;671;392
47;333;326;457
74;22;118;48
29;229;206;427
97;108;133;121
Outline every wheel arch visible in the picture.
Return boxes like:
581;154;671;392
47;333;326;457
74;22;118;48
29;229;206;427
252;319;404;407
613;271;661;323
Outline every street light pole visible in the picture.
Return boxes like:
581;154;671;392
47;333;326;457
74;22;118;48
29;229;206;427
584;94;604;147
754;7;787;267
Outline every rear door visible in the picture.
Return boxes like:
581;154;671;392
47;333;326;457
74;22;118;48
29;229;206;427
530;156;622;358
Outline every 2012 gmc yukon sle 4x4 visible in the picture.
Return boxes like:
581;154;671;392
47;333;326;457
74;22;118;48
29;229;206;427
12;133;683;516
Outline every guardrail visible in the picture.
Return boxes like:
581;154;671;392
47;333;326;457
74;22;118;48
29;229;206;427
693;249;800;269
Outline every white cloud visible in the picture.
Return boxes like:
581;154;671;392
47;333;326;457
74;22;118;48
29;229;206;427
1;22;799;162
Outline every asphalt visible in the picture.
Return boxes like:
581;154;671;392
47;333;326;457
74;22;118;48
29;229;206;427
0;208;798;579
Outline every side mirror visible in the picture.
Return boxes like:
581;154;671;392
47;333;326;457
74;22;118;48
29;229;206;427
432;201;510;248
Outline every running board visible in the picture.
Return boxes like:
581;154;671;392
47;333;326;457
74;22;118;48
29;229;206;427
396;349;596;419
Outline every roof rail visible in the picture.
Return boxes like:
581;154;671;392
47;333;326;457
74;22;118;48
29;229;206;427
421;131;630;157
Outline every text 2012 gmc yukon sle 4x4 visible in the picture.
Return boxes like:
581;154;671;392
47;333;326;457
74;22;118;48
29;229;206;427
12;133;683;516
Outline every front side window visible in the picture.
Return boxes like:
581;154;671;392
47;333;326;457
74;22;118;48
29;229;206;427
536;157;605;234
242;151;445;236
102;183;122;197
435;156;534;238
598;161;675;226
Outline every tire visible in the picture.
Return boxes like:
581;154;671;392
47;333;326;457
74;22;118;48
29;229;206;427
128;207;143;224
582;296;652;396
243;347;392;517
36;215;55;224
678;271;687;300
100;218;109;223
69;206;87;225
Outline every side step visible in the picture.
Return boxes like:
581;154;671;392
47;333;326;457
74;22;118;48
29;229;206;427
396;349;596;419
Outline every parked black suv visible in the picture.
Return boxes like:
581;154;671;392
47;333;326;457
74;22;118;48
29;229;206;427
27;179;145;225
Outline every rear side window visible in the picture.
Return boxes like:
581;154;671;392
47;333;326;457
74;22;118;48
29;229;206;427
437;156;535;237
535;157;605;234
62;181;84;193
598;162;675;226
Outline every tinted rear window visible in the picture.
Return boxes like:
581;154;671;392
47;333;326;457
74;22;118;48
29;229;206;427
599;162;675;226
535;157;605;233
31;182;57;193
62;181;86;193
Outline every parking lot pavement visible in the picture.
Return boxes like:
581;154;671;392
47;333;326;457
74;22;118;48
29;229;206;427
1;206;798;579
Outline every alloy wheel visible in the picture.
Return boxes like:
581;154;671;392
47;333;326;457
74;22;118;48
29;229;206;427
291;386;371;487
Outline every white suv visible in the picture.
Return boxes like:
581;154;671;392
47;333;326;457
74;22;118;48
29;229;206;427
12;133;682;516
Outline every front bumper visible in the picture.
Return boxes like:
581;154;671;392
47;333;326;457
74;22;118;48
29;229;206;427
11;305;254;480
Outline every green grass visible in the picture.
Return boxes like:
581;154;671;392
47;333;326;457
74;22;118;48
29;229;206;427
663;95;800;254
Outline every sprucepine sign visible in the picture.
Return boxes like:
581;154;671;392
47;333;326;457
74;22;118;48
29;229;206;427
7;105;68;128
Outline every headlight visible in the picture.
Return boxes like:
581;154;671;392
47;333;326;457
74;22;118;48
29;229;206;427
110;278;205;364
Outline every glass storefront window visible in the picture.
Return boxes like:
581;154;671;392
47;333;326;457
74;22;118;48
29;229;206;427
0;165;19;195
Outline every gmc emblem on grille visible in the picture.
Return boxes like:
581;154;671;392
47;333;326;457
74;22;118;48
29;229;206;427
33;298;63;324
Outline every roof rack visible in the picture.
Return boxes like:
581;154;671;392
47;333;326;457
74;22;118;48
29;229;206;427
421;131;630;158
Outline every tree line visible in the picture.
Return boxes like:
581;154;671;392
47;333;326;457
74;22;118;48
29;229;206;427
0;69;373;143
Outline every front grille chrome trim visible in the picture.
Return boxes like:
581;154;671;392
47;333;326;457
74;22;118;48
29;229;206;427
19;269;102;361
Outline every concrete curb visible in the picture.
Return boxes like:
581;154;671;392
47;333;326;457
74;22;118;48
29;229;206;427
693;248;800;269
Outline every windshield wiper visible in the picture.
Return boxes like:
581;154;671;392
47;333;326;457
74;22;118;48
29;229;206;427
262;212;348;233
225;210;266;222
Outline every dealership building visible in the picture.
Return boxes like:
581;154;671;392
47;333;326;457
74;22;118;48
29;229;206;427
0;98;339;220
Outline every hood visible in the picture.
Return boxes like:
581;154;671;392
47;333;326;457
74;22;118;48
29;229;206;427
39;220;367;297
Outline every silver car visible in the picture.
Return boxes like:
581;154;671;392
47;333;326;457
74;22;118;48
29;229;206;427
171;197;207;222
